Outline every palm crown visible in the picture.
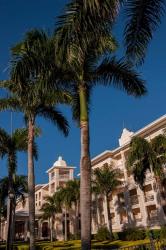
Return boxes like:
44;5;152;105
126;134;166;187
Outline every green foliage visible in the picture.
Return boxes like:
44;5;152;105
118;228;146;241
113;232;119;241
160;226;166;240
146;229;160;240
94;226;111;241
126;134;166;188
124;0;165;65
92;163;122;196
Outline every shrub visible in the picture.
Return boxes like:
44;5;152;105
94;226;111;241
118;228;146;241
146;229;161;240
113;232;119;240
160;226;166;240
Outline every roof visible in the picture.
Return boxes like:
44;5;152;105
91;114;166;166
46;156;76;173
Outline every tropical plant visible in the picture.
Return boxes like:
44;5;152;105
0;127;34;250
0;30;70;250
55;185;73;241
126;134;166;188
92;163;122;240
56;0;165;66
40;193;62;241
54;27;146;250
64;179;80;237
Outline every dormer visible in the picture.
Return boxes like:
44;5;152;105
119;128;134;147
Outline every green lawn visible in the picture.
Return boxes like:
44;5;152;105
0;239;152;250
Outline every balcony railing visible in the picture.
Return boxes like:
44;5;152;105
130;195;139;205
145;194;154;202
134;217;142;222
59;174;69;180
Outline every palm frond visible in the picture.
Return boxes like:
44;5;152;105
37;106;69;137
124;0;165;64
93;163;122;196
0;97;20;112
96;57;147;97
126;136;156;188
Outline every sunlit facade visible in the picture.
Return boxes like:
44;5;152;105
0;156;76;241
91;114;166;233
1;115;166;242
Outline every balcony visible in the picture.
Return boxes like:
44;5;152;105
144;194;154;202
135;217;142;222
130;195;139;206
59;174;69;180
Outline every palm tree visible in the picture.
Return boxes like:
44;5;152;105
54;28;146;249
64;179;80;237
56;186;73;241
92;163;122;240
126;134;166;188
0;30;70;250
0;175;28;236
40;193;62;242
56;0;165;66
0;128;34;250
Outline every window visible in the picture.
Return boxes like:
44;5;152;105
51;172;55;180
39;201;41;207
39;192;41;200
36;194;38;201
51;183;55;193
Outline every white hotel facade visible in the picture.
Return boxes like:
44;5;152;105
0;114;166;241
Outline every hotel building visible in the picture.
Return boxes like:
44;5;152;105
91;114;166;233
0;114;166;241
0;156;76;241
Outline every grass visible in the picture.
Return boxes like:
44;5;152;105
0;239;152;250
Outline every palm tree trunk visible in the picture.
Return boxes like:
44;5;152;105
6;164;15;250
50;217;53;242
64;206;67;241
79;85;91;250
28;119;35;250
6;196;13;250
106;195;113;240
75;201;80;238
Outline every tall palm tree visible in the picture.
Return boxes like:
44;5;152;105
92;163;122;240
56;0;165;66
0;128;34;250
0;30;70;250
40;193;62;242
126;134;166;188
54;27;146;249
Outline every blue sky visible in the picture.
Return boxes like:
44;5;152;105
0;0;165;184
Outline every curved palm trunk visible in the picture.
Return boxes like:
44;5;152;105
106;195;113;240
79;85;91;250
28;119;35;250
